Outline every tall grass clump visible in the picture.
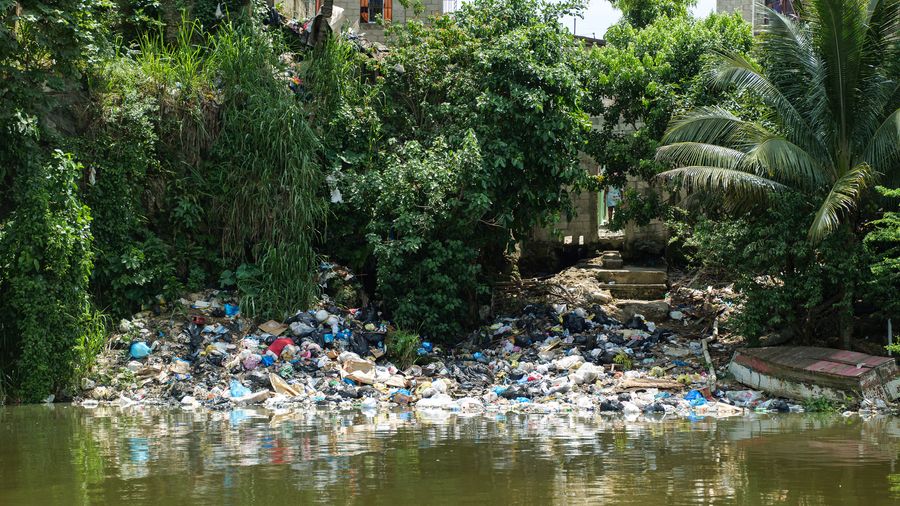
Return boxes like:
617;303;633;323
207;23;324;318
124;19;325;319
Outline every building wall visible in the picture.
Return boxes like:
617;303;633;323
530;151;601;246
716;0;778;32
277;0;455;43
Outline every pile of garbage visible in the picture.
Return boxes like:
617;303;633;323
79;282;860;418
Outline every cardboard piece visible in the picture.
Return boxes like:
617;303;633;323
259;320;288;336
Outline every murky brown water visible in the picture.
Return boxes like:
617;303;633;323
1;406;899;504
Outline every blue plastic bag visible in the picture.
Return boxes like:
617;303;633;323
684;389;708;406
130;341;151;359
230;379;251;398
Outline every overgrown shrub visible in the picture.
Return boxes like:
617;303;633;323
671;193;863;344
317;0;593;340
357;137;487;338
91;19;326;319
78;56;179;316
0;142;99;401
864;187;900;323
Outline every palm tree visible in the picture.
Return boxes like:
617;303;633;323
655;0;899;242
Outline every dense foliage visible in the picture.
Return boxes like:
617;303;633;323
582;8;753;228
864;187;900;323
659;0;899;343
317;0;593;338
609;0;695;28
657;0;900;240
1;3;325;400
671;194;864;344
0;143;101;401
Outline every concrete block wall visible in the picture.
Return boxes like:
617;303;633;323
716;0;768;31
530;151;601;246
622;178;669;256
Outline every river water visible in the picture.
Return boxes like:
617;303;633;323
1;405;899;505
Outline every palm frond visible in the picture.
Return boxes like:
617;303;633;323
655;166;786;204
759;9;832;130
706;52;826;157
808;162;873;241
862;108;900;181
746;135;830;189
656;142;751;171
662;107;762;147
808;0;871;155
852;0;900;150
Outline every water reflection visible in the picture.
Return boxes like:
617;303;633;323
1;405;898;505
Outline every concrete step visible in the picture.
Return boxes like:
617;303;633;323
593;267;667;285
601;282;668;300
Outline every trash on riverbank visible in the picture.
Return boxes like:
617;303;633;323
78;268;896;418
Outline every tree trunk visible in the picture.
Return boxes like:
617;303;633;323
841;312;854;350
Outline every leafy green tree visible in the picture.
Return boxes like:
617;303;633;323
318;0;592;337
609;0;695;28
656;0;900;241
864;187;900;323
380;0;592;239
583;10;753;227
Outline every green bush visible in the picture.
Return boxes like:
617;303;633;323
78;56;179;316
88;19;326;319
359;137;487;339
0;145;100;401
672;193;863;344
385;329;420;370
317;0;593;341
865;187;900;324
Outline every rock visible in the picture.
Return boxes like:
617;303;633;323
81;377;96;391
612;300;670;322
90;386;116;400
